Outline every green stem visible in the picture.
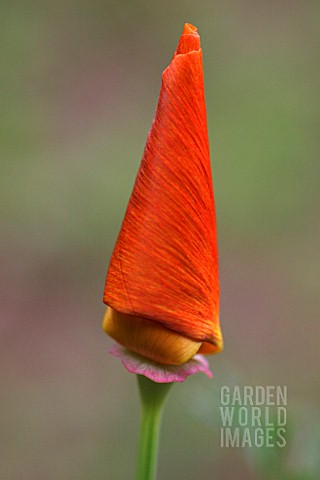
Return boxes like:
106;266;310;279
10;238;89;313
135;376;173;480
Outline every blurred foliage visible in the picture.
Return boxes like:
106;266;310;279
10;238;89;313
246;405;320;480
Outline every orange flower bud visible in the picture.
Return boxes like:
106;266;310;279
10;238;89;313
103;24;223;366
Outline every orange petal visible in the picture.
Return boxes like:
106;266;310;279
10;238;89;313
103;24;222;356
173;23;200;57
103;307;201;365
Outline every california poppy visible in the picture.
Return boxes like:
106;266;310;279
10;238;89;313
103;23;222;367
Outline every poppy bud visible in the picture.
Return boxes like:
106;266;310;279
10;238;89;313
103;24;223;365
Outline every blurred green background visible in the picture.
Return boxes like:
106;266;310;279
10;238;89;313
1;1;319;479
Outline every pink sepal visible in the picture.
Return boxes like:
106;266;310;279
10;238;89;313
109;343;213;383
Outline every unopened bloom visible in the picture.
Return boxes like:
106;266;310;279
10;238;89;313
103;24;222;368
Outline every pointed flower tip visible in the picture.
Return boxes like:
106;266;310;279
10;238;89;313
175;22;200;56
109;343;213;383
182;23;198;36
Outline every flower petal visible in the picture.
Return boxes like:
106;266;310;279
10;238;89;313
104;24;222;352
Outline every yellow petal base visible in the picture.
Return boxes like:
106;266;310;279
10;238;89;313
102;307;202;365
198;330;223;355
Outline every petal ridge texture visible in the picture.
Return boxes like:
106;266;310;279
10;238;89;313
104;24;222;354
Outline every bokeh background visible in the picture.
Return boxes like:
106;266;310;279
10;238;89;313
1;1;319;479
